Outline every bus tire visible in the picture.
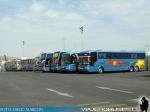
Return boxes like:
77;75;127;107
129;66;134;72
98;67;104;74
134;66;139;72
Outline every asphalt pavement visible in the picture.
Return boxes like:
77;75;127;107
0;71;150;109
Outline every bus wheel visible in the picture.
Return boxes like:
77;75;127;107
129;66;134;72
134;66;139;72
98;67;104;74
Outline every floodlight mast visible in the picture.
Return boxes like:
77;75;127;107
80;26;84;51
22;40;25;59
62;37;66;51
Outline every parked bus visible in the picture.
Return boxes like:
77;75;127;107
21;59;36;71
60;52;78;72
5;60;21;71
51;52;65;72
41;53;53;72
78;50;145;73
34;53;48;71
33;56;41;71
34;53;53;72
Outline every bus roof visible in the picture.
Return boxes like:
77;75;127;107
54;50;79;54
81;50;145;53
63;52;79;55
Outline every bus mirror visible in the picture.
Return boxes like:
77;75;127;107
88;57;94;65
71;54;77;64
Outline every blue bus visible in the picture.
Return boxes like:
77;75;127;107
78;50;145;73
51;51;65;72
60;52;78;72
40;53;53;72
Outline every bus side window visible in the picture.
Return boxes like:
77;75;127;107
137;53;145;59
131;54;138;59
98;53;107;59
98;53;103;58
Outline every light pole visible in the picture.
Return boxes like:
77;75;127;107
22;40;25;59
80;26;84;51
62;37;66;51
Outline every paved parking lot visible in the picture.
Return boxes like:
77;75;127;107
0;71;150;109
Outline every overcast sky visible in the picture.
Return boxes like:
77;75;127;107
0;0;150;58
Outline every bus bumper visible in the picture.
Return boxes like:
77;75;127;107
61;65;77;72
78;66;89;72
78;65;97;73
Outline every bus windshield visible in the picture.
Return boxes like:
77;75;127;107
53;52;60;64
40;53;46;61
78;56;89;65
78;52;97;65
61;54;72;64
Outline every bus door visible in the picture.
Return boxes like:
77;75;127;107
90;52;97;66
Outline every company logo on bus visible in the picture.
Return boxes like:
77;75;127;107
108;60;124;66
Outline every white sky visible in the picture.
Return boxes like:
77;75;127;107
0;0;150;58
